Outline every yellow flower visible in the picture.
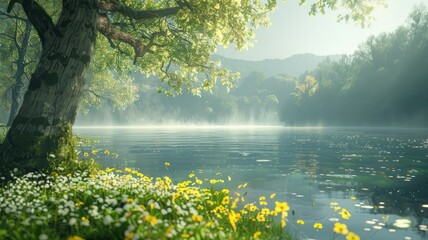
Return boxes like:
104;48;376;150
52;172;59;177
228;176;232;181
91;149;98;155
340;208;351;220
313;222;323;229
275;201;290;213
164;162;170;167
231;198;239;209
67;236;84;240
164;226;174;236
144;214;158;225
124;232;134;240
75;201;84;207
259;201;267;206
281;219;286;228
256;213;265;222
261;208;270;215
249;205;258;212
270;193;276;199
259;196;266;201
188;173;195;178
103;149;110;155
81;216;89;223
333;222;349;235
127;198;134;203
83;152;89;157
222;196;230;205
351;196;357;200
181;233;190;238
253;231;262;238
297;219;305;225
346;232;360;240
206;221;215;227
192;214;203;223
228;210;240;232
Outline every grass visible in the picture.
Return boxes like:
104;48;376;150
0;166;292;240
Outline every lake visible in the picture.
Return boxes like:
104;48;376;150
74;126;428;240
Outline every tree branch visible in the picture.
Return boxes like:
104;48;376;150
84;89;117;106
98;0;186;20
0;9;28;22
97;14;155;64
7;0;56;48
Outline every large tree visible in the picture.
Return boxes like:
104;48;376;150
0;0;384;175
0;1;138;125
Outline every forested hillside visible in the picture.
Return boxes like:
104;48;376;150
213;53;342;78
281;5;428;127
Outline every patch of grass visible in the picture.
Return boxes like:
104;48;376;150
0;167;291;240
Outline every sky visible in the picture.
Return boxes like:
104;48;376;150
217;0;428;61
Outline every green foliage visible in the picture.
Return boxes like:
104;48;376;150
299;0;386;27
281;4;428;126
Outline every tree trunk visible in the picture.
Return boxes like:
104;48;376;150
7;21;32;127
0;0;98;176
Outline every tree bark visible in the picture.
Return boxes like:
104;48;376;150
7;21;32;127
0;0;98;176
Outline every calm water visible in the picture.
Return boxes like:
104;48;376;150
74;126;428;240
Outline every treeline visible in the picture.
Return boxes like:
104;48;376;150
281;5;428;127
77;72;295;125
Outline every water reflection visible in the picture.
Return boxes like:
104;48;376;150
74;126;428;240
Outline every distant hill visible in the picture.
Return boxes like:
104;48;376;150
214;53;343;78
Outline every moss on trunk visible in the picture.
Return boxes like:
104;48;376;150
0;122;78;178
